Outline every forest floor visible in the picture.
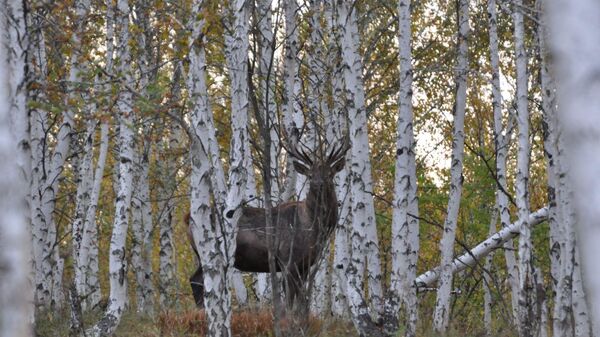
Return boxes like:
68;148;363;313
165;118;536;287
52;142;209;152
34;306;359;337
34;305;520;337
34;300;520;337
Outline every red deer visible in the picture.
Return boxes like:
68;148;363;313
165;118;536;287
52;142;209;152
187;138;350;309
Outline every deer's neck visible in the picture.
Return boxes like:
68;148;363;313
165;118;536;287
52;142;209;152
306;181;338;237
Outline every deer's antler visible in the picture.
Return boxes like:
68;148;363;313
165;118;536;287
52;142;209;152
327;135;350;164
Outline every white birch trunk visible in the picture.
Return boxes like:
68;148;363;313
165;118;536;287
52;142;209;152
547;0;600;328
433;0;469;331
488;0;520;323
28;15;47;311
338;0;384;318
572;246;591;337
0;2;33;333
311;247;331;315
29;0;90;308
219;1;253;308
484;205;498;335
307;0;333;315
329;6;350;315
130;9;156;315
387;0;420;334
280;0;303;202
83;121;109;310
513;2;534;335
30;0;88;306
157;137;178;306
29;66;53;307
0;117;33;337
87;0;134;333
415;207;549;288
158;64;182;305
257;0;280;202
85;0;115;311
69;0;92;307
30;28;51;308
186;0;235;334
131;145;155;315
346;242;384;337
5;0;33;322
47;0;91;308
332;170;351;317
73;118;96;306
534;265;549;337
223;0;251;311
538;6;577;334
554;138;577;337
27;21;45;310
140;156;154;314
189;134;230;336
306;0;327;156
540;51;563;337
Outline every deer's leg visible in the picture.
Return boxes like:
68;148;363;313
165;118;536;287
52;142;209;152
284;272;298;309
189;265;205;308
285;266;309;312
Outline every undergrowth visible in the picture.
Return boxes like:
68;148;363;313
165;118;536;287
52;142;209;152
34;306;358;337
34;305;518;337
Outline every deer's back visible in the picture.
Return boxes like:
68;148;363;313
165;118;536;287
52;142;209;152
234;202;317;273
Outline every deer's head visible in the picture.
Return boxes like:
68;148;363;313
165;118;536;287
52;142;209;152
287;137;350;187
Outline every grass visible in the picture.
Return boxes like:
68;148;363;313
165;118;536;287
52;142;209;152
34;305;358;337
34;303;517;337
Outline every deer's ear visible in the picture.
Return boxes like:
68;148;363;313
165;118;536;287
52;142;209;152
331;157;346;174
293;160;310;176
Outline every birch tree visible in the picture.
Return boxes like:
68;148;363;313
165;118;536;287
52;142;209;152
131;144;155;315
157;61;183;306
281;0;304;203
415;207;549;288
0;108;32;337
87;0;135;333
332;164;352;317
157;128;179;306
388;0;420;335
72;115;97;308
488;0;521;324
252;0;279;302
572;247;591;337
338;0;384;318
80;121;109;310
540;10;572;336
547;0;600;332
538;2;592;334
185;0;248;333
0;0;33;334
69;0;93;310
512;2;536;335
130;5;156;314
29;0;92;307
484;205;499;335
79;0;117;308
329;2;351;315
306;0;335;315
256;0;280;202
224;0;252;308
433;0;469;331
